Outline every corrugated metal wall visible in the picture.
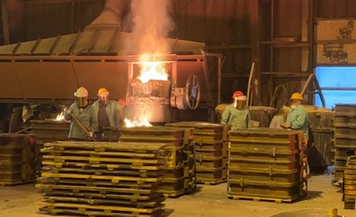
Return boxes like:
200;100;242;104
3;0;356;105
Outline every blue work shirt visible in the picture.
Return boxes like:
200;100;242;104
286;105;309;139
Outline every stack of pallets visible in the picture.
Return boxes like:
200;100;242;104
120;127;196;197
0;134;38;186
228;129;306;203
37;141;168;217
343;155;356;209
333;104;356;181
166;122;229;185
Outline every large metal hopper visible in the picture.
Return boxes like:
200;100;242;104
0;0;216;107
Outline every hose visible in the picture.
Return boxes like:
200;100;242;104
270;85;288;113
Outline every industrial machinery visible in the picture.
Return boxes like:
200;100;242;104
0;0;222;131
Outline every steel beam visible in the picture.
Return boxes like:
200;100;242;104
1;0;10;44
248;0;261;106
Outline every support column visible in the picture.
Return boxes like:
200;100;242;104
1;0;10;44
248;0;262;106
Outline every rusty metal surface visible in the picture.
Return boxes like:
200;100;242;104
0;133;38;185
119;126;196;197
228;129;305;201
38;140;167;216
30;120;70;144
333;104;356;180
166;122;228;184
343;156;356;208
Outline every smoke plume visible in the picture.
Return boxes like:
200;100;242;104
130;0;175;54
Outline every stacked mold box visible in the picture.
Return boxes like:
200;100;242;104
344;156;356;209
31;120;70;144
228;129;307;203
0;134;38;186
166;122;229;185
333;104;356;181
37;141;168;217
120;127;196;197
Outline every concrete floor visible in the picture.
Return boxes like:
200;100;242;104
0;175;354;217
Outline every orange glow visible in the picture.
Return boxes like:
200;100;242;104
54;112;65;121
137;53;169;83
124;118;152;127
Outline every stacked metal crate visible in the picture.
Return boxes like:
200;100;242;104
37;141;168;217
228;129;306;203
166;122;229;185
120;127;196;197
0;133;38;186
343;155;356;209
31;120;70;144
333;104;356;181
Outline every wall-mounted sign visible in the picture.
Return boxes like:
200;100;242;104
316;19;356;65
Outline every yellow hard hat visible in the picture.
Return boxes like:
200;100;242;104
290;92;303;101
98;87;109;95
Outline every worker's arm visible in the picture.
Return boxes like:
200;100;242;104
220;106;230;125
64;104;74;121
291;110;308;129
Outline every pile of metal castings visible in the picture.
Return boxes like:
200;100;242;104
227;129;307;203
0;134;38;186
120;127;196;197
333;104;356;182
343;155;356;209
166;122;229;185
37;141;168;217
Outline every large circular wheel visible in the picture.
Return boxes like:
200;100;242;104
185;75;200;110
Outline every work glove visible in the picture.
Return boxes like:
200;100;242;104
65;108;72;115
87;131;94;138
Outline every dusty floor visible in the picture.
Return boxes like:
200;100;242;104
0;175;354;217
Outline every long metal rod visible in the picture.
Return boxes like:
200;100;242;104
69;112;96;141
246;62;255;107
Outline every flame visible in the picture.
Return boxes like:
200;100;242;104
124;118;152;128
137;53;168;83
55;112;65;121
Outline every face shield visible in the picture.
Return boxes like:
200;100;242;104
98;93;109;105
75;96;88;108
234;98;246;110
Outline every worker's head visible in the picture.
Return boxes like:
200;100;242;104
98;88;110;105
290;92;303;109
74;87;89;108
232;91;246;110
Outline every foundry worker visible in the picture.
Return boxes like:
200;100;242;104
281;92;309;179
281;92;309;140
220;91;251;130
92;88;124;139
65;87;98;140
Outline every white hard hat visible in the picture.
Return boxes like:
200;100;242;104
74;87;89;97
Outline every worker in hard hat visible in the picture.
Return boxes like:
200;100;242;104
220;91;251;130
281;92;309;179
92;88;125;139
64;87;98;140
281;92;309;139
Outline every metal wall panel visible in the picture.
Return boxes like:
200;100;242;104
315;0;356;18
